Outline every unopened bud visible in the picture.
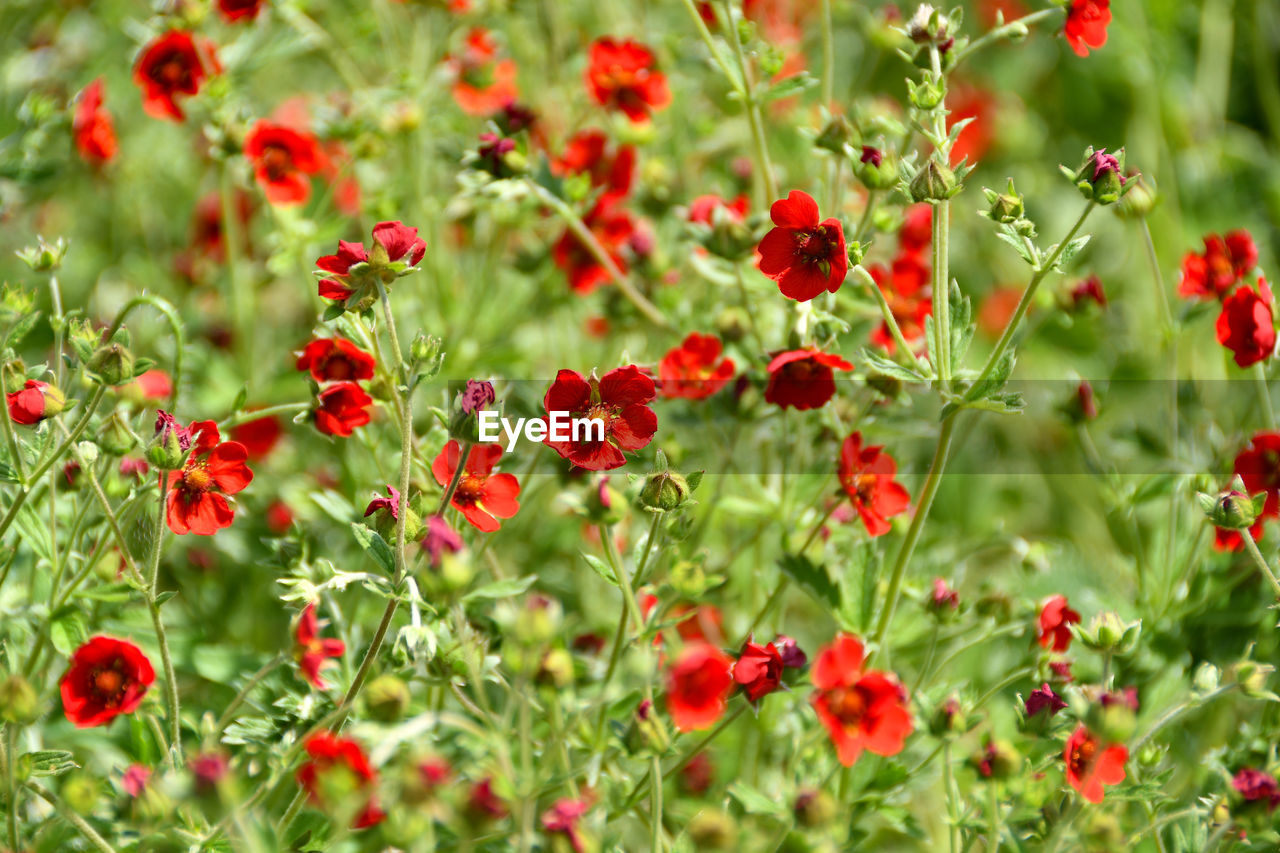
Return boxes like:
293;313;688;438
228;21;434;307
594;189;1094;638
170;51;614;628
0;674;38;723
794;789;837;827
364;675;411;721
1198;477;1264;530
909;159;959;203
639;469;691;513
983;180;1025;224
970;738;1020;780
1229;660;1275;698
687;811;735;850
16;236;68;272
854;145;898;190
536;648;574;688
87;342;135;386
1067;147;1131;206
99;411;138;456
813;115;853;154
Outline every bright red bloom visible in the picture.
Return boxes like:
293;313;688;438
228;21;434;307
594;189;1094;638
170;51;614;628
7;380;65;425
810;634;913;767
73;79;117;166
837;432;911;537
659;333;735;400
734;640;784;702
230;413;283;461
1179;231;1259;300
898;204;932;255
757;190;848;301
296;733;384;829
165;421;253;535
1063;726;1127;803
1216;277;1276;368
296;338;376;383
60;636;156;728
868;253;932;354
585;37;671;123
431;440;521;532
552;201;637;294
1037;595;1081;652
1235;433;1280;521
448;29;519;115
763;348;853;410
316;221;427;302
688;194;750;226
133;31;219;122
666;642;734;732
293;603;345;689
553;130;635;202
314;382;373;437
217;0;267;22
243;122;325;206
541;797;592;853
542;366;657;470
1063;0;1111;57
1233;768;1280;810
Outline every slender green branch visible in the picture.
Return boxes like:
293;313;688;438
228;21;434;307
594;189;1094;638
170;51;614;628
722;0;778;204
852;266;929;375
102;295;184;412
1130;685;1232;753
1240;527;1280;597
26;782;119;853
953;8;1061;64
215;655;287;735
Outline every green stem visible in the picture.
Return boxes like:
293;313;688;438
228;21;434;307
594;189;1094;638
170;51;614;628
215;655;286;735
1254;364;1276;431
954;8;1060;64
650;754;664;853
987;780;1001;852
820;0;835;108
1240;527;1280;597
722;0;778;204
218;402;310;430
26;782;118;853
932;199;951;383
677;0;744;92
853;189;879;241
620;704;747;811
732;263;769;359
1130;686;1232;753
5;725;17;853
101;295;184;412
0;362;28;485
943;742;960;853
853;266;929;375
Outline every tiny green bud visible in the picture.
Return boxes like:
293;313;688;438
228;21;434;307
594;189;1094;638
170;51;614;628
536;648;574;689
687;811;736;850
87;342;136;386
984;180;1025;224
16;236;68;272
364;675;411;721
909;159;959;203
794;789;837;827
1229;660;1275;698
813;115;853;154
1198;481;1264;530
0;673;39;723
639;469;690;513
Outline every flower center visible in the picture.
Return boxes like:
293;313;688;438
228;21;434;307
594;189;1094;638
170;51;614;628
827;685;868;729
795;228;832;262
260;144;293;181
1069;736;1097;776
453;474;486;506
853;472;878;506
93;668;123;699
183;465;213;492
325;358;352;380
154;54;190;88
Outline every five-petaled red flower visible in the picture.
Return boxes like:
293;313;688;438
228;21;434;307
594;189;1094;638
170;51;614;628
543;366;657;470
659;333;735;400
734;640;784;702
666;642;734;732
585;37;671;123
1037;594;1081;652
217;0;267;22
810;634;913;767
316;221;427;302
297;732;385;829
296;338;376;383
6;380;64;425
1216;277;1276;368
165;421;253;535
764;348;854;410
314;382;373;437
432;440;521;532
1063;0;1111;57
73;79;117;166
1179;230;1258;301
244;121;325;206
133;30;219;122
61;636;155;728
1063;725;1127;803
837;432;912;537
757;190;849;301
293;603;345;689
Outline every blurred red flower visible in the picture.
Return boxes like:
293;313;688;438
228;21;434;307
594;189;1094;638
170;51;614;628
1037;595;1081;652
1180;231;1259;300
133;31;219;122
73;79;117;166
314;382;373;437
447;29;519;115
294;603;345;689
543;366;657;470
585;37;671;122
230;413;283;461
553;130;635;203
1063;726;1126;802
244;121;325;206
1233;768;1280;810
217;0;267;22
297;733;384;828
757;190;848;302
552;201;636;294
1216;277;1276;368
763;348;853;410
61;636;155;728
296;338;376;383
432;440;522;532
868;253;932;355
1064;0;1111;57
541;797;592;852
898;204;933;255
666;642;734;731
659;332;735;400
838;432;911;537
165;421;253;535
688;194;749;225
810;633;912;767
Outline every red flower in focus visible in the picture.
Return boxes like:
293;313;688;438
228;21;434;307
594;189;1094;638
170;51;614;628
7;380;65;425
217;0;267;22
810;634;913;767
230;413;283;461
542;366;657;470
734;639;784;702
293;603;345;689
1233;768;1280;811
659;333;735;400
297;733;384;829
316;221;427;302
553;130;635;202
296;338;376;383
552;201;637;294
1216;278;1276;368
447;28;519;115
585;37;671;123
1037;595;1081;652
431;440;522;532
1063;726;1127;803
1063;0;1111;57
73;79;117;166
541;797;592;853
757;190;848;301
1179;231;1259;300
165;421;253;535
133;31;219;122
688;194;750;226
837;432;911;537
244;121;325;206
60;636;155;728
314;382;373;437
868;254;932;354
666;642;734;732
763;348;853;410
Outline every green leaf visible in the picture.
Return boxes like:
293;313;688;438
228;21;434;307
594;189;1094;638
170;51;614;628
351;523;396;575
778;553;840;610
1052;234;1091;270
21;750;78;777
994;230;1037;267
581;552;618;586
759;71;817;103
728;782;789;817
49;607;88;656
76;582;135;603
463;575;536;602
321;303;345;322
5;310;41;348
859;348;929;382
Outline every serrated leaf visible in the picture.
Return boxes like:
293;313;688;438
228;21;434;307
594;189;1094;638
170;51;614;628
759;71;817;103
994;230;1037;267
463;575;536;602
351;523;396;575
6;310;41;348
50;607;88;656
76;582;136;603
778;553;840;610
1052;234;1091;270
22;750;78;777
581;552;617;586
859;348;929;381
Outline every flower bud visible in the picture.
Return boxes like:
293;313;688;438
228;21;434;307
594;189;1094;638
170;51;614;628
687;811;736;850
625;698;671;755
6;379;66;425
0;673;38;723
364;675;412;721
536;648;574;689
87;342;136;386
99;411;139;456
2;359;27;394
982;180;1025;224
1198;480;1265;531
1078;612;1141;655
794;789;837;827
515;595;563;646
582;478;627;526
450;380;497;444
847;241;867;267
1229;660;1275;698
475;133;523;179
1067;147;1131;205
908;79;944;110
813;115;853;155
1086;690;1139;744
906;4;949;45
929;696;966;736
715;306;749;344
970;738;1020;780
853;145;898;190
16;236;68;272
639;469;691;513
146;411;190;471
410;332;442;369
61;771;101;814
1115;173;1157;219
703;217;756;260
909;159;959;203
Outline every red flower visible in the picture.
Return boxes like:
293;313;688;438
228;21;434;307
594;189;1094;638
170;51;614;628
1235;432;1280;521
757;190;848;301
1179;231;1259;300
296;733;384;829
541;797;592;853
763;348;853;410
585;37;671;123
314;382;373;437
810;634;913;767
733;640;784;702
1037;594;1081;652
688;194;750;226
431;440;521;532
293;603;345;689
121;765;152;797
837;432;911;537
73;79;117;166
666;642;734;732
1216;277;1276;368
946;82;997;166
133;31;219;122
1063;726;1127;803
1025;683;1068;718
542;366;657;470
552;201;637;294
6;380;65;425
1069;275;1107;309
315;221;427;302
467;777;509;819
217;0;267;22
929;578;960;613
447;29;519;115
243;121;325;206
1233;768;1280;811
296;338;376;383
130;369;173;402
266;500;294;533
60;636;156;728
230;413;283;461
165;421;253;535
898;204;932;255
659;333;735;400
553;130;635;202
868;254;932;354
1063;0;1111;57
